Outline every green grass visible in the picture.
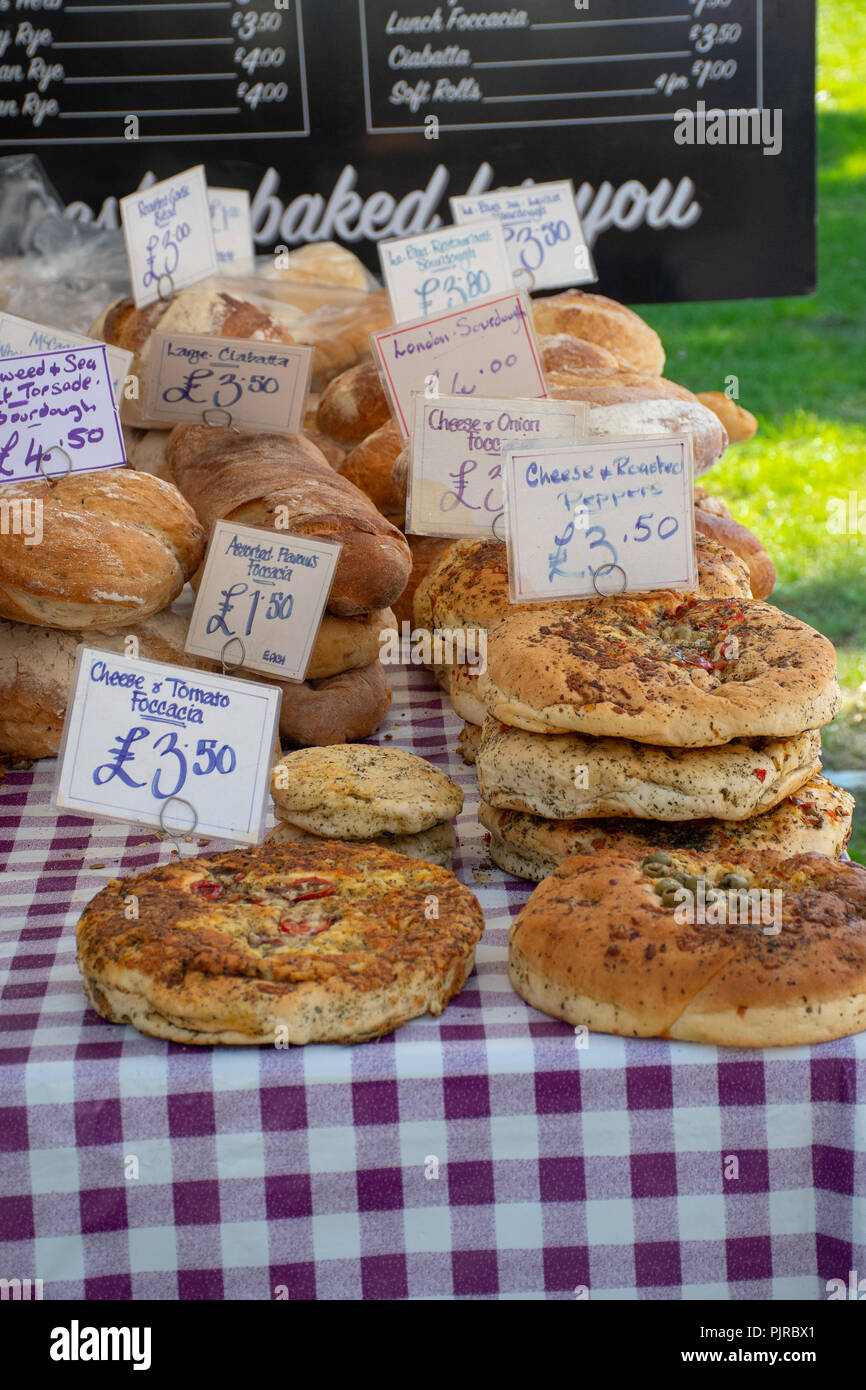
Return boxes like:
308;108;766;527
633;0;866;861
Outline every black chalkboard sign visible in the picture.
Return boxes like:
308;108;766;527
0;0;815;302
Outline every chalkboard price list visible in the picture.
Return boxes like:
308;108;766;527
0;0;310;145
359;0;760;132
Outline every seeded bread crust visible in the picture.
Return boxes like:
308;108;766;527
480;598;841;745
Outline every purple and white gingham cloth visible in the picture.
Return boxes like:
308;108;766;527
1;663;863;1301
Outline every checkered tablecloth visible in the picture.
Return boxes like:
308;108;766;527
1;663;864;1301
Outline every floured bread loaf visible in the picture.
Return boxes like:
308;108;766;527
531;291;665;375
480;773;855;880
0;470;204;630
274;659;392;746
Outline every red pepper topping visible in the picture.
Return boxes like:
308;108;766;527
754;769;767;782
233;872;247;882
279;877;336;902
279;919;332;937
190;879;225;901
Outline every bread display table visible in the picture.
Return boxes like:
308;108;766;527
1;666;862;1301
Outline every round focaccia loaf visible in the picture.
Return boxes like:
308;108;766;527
480;773;855;881
0;609;209;759
265;816;457;869
0;469;204;629
476;719;821;821
694;486;775;599
270;743;463;836
508;847;866;1046
531;291;665;375
480;596;841;745
317;361;391;447
76;841;484;1044
414;531;750;641
442;663;487;726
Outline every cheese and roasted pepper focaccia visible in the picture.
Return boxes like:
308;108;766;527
481;597;840;745
77;842;484;1045
509;847;866;1046
480;773;855;882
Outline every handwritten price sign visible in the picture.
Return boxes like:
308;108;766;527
371;291;547;440
451;180;596;292
145;333;313;433
501;435;697;603
379;219;514;324
408;394;586;540
209;186;255;272
54;649;281;844
0;346;125;483
186;521;342;682
0;312;133;405
120;166;218;310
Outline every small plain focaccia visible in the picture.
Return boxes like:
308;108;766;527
508;847;866;1046
265;817;457;869
76;841;484;1045
480;773;855;881
0;610;208;759
476;720;821;821
0;470;204;630
270;743;463;837
481;597;841;745
531;291;665;375
167;422;411;617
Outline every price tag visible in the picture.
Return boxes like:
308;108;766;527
185;521;342;683
408;394;586;540
209;187;255;272
371;291;547;440
0;345;125;484
120;166;218;310
54;648;281;845
378;219;514;324
501;434;697;603
145;333;313;433
0;312;133;405
451;180;596;292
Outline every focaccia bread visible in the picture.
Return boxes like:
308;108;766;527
0;470;204;630
167;423;411;617
508;847;866;1046
531;290;665;375
480;597;841;745
476;719;821;822
414;532;750;644
270;743;463;837
480;773;855;880
76;841;485;1044
265;817;458;869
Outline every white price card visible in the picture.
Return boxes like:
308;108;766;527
120;166;218;310
408;394;586;540
145;333;313;433
379;219;514;324
0;345;125;484
54;648;281;845
371;291;547;440
0;312;133;405
451;180;596;292
185;521;342;683
501;434;697;603
209;187;255;272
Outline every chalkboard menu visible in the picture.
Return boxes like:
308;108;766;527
0;0;815;302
